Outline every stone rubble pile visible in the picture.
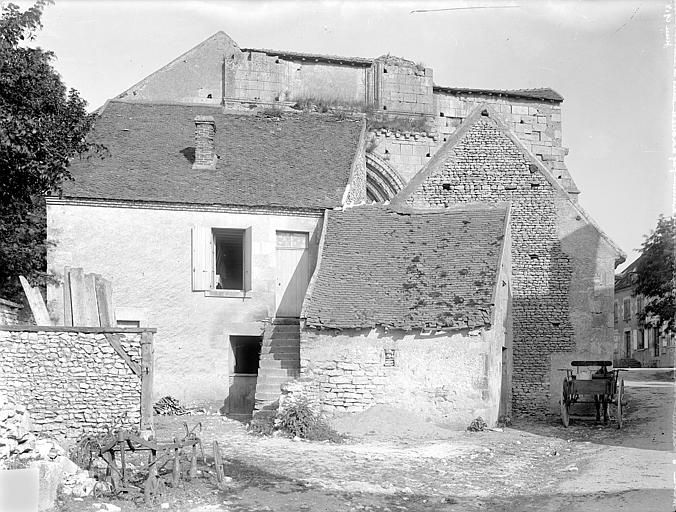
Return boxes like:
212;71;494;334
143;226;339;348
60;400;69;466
0;395;36;460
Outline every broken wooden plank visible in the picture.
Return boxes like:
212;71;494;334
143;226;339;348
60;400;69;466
83;273;100;326
19;275;51;326
69;268;87;326
104;333;142;377
62;266;73;326
70;268;99;326
95;274;115;327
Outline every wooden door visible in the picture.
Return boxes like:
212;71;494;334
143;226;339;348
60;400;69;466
275;231;310;318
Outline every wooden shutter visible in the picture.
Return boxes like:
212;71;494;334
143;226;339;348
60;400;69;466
192;227;213;291
243;227;252;292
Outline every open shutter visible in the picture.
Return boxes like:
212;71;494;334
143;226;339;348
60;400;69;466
243;226;252;291
191;227;213;291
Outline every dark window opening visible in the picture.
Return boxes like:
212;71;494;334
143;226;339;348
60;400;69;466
383;105;387;110
654;328;660;356
442;183;451;190
383;68;388;73
230;336;262;374
425;152;431;157
439;112;445;117
214;228;244;290
529;254;539;259
384;348;395;367
207;93;212;99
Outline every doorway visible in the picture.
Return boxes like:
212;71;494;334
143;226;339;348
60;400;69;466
227;335;262;418
275;231;310;317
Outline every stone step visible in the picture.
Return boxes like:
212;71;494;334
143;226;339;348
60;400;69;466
260;347;299;355
257;367;297;377
265;337;300;344
256;374;299;386
261;339;300;347
255;382;283;394
268;328;300;335
271;318;300;325
258;359;300;373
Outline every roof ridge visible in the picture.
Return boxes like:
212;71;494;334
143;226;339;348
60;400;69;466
433;85;563;102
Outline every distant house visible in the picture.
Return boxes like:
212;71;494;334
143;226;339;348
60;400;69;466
614;259;675;367
302;203;512;426
46;30;625;421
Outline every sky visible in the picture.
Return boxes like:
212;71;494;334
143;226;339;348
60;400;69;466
14;0;674;270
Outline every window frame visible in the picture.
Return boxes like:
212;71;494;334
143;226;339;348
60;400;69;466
622;298;631;321
191;226;252;294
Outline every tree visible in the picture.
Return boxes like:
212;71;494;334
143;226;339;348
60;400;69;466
634;215;675;333
0;1;100;302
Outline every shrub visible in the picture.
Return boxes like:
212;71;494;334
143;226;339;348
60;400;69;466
467;416;487;432
260;105;284;118
277;398;344;443
248;413;275;436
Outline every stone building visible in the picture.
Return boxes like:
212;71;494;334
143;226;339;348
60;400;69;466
47;101;365;415
614;258;675;367
302;203;512;425
47;30;624;418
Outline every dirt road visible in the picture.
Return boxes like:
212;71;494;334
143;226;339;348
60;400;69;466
60;369;674;512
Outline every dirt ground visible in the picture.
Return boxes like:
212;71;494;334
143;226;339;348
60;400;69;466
57;369;675;512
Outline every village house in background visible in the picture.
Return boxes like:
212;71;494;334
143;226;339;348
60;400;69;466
613;258;675;367
44;30;625;423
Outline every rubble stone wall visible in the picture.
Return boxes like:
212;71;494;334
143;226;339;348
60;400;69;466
0;327;153;438
0;298;21;326
300;324;505;427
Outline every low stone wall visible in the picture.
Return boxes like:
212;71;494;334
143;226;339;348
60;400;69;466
300;326;504;427
0;326;154;439
0;298;21;326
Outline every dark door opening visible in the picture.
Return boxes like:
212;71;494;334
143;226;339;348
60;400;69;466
227;335;262;418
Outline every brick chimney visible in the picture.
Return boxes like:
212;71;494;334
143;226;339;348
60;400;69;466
193;115;217;170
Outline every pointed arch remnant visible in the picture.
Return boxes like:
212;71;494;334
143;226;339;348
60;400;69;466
365;153;405;202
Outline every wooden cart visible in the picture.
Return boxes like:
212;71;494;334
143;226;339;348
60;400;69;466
559;360;626;428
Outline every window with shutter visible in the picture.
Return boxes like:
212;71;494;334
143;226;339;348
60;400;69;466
192;226;252;292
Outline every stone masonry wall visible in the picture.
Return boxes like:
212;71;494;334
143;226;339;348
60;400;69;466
0;299;21;326
434;93;576;195
368;94;575;194
225;50;368;105
375;57;434;115
300;325;504;427
0;327;152;438
406;116;575;416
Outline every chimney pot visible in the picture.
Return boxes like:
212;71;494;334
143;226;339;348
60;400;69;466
193;115;217;170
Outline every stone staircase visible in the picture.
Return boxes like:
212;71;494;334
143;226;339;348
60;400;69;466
253;318;300;415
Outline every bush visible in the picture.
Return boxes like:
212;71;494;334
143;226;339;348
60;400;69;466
260;106;284;118
248;412;275;436
277;399;344;443
467;416;487;432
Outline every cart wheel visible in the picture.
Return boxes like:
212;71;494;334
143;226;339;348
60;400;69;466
617;379;624;429
561;378;570;428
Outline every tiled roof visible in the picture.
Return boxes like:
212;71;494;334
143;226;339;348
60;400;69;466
433;85;563;103
304;203;509;330
615;256;641;291
62;101;362;209
240;48;373;66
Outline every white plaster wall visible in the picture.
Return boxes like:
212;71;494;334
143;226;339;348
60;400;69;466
47;201;322;404
301;325;504;427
